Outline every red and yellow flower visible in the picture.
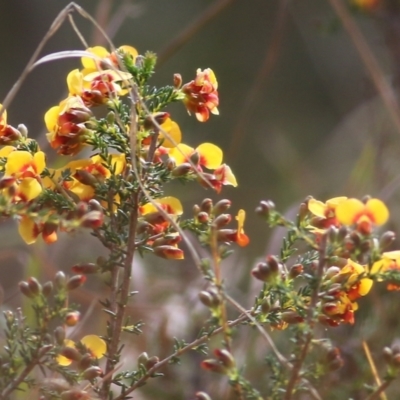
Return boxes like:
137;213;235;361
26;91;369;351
335;197;389;234
1;149;46;202
370;250;400;290
0;104;22;144
181;68;219;122
216;209;250;247
45;96;93;155
57;334;106;366
308;196;347;229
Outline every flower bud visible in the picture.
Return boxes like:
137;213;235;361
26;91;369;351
214;348;235;369
153;245;184;260
144;112;170;130
66;275;86;291
380;231;396;250
297;202;309;223
201;359;227;374
137;352;149;367
261;297;271;314
64;311;81;327
152;234;181;248
145;356;159;369
54;326;66;346
196;211;209;224
337;226;349;242
212;214;232;229
171;163;192;177
201;198;213;214
78;353;94;370
266;255;280;275
71;263;99;274
383;347;393;364
289;264;303;279
328;226;338;243
199;289;220;308
325;266;340;280
88;199;103;212
26;277;41;296
80;211;104;229
60;346;82;363
212;199;231;216
61;390;90;400
255;200;275;218
281;310;304;324
173;73;182;89
55;271;66;289
82;366;103;380
189;151;200;166
251;262;272;282
19;281;34;298
42;281;53;297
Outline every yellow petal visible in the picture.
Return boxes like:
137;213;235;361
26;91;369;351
110;154;126;175
66;69;84;96
83;69;132;83
44;106;60;132
358;278;373;296
81;335;106;359
18;217;37;245
56;339;75;366
326;196;348;208
169;144;193;165
365;198;389;226
118;45;138;59
19;177;42;201
0;103;8;127
197;143;223;169
335;198;364;225
158;196;183;215
0;146;16;158
5;151;33;176
81;46;109;69
33;151;46;174
160;118;181;148
307;199;326;218
383;250;400;259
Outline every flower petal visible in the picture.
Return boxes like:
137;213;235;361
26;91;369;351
365;198;389;225
80;335;106;359
335;198;364;225
197;143;223;169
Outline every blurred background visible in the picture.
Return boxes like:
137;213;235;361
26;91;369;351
1;0;400;399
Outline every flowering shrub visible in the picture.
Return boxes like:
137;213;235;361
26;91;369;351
1;3;400;400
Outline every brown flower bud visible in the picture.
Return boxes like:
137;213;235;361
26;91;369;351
66;275;86;291
82;366;103;380
145;356;159;369
325;266;340;279
0;176;16;189
212;199;231;216
201;198;213;214
71;263;99;274
214;348;235;369
261;297;271;314
54;326;66;346
380;231;396;250
201;359;227;374
196;211;209;224
281;310;304;324
60;346;82;363
80;210;104;229
42;281;53;297
171;163;192;177
19;281;34;298
212;214;232;229
27;277;41;296
61;389;90;400
78;353;94;371
199;289;220;308
289;264;303;279
255;200;275;218
153;245;184;260
137;352;149;367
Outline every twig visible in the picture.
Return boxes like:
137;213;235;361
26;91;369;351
112;314;248;400
363;340;387;400
365;380;393;400
328;0;400;136
225;294;322;400
284;233;327;400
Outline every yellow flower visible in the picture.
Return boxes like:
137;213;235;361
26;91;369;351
57;335;106;366
2;150;45;201
339;259;373;300
308;197;347;229
371;250;400;291
335;198;389;234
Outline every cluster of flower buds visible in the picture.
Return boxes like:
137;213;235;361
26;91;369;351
201;348;236;377
383;341;400;371
137;351;160;371
251;255;285;283
191;198;249;248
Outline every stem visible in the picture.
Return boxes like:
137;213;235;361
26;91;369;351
100;192;139;398
365;379;393;400
112;314;248;400
284;234;327;400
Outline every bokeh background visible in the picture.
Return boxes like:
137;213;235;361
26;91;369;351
1;0;400;399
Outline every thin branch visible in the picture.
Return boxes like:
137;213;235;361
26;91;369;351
284;233;327;400
365;380;394;400
112;314;248;400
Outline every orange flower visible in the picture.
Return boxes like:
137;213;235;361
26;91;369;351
335;198;389;234
181;68;219;122
18;216;58;245
198;164;237;193
216;209;250;247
